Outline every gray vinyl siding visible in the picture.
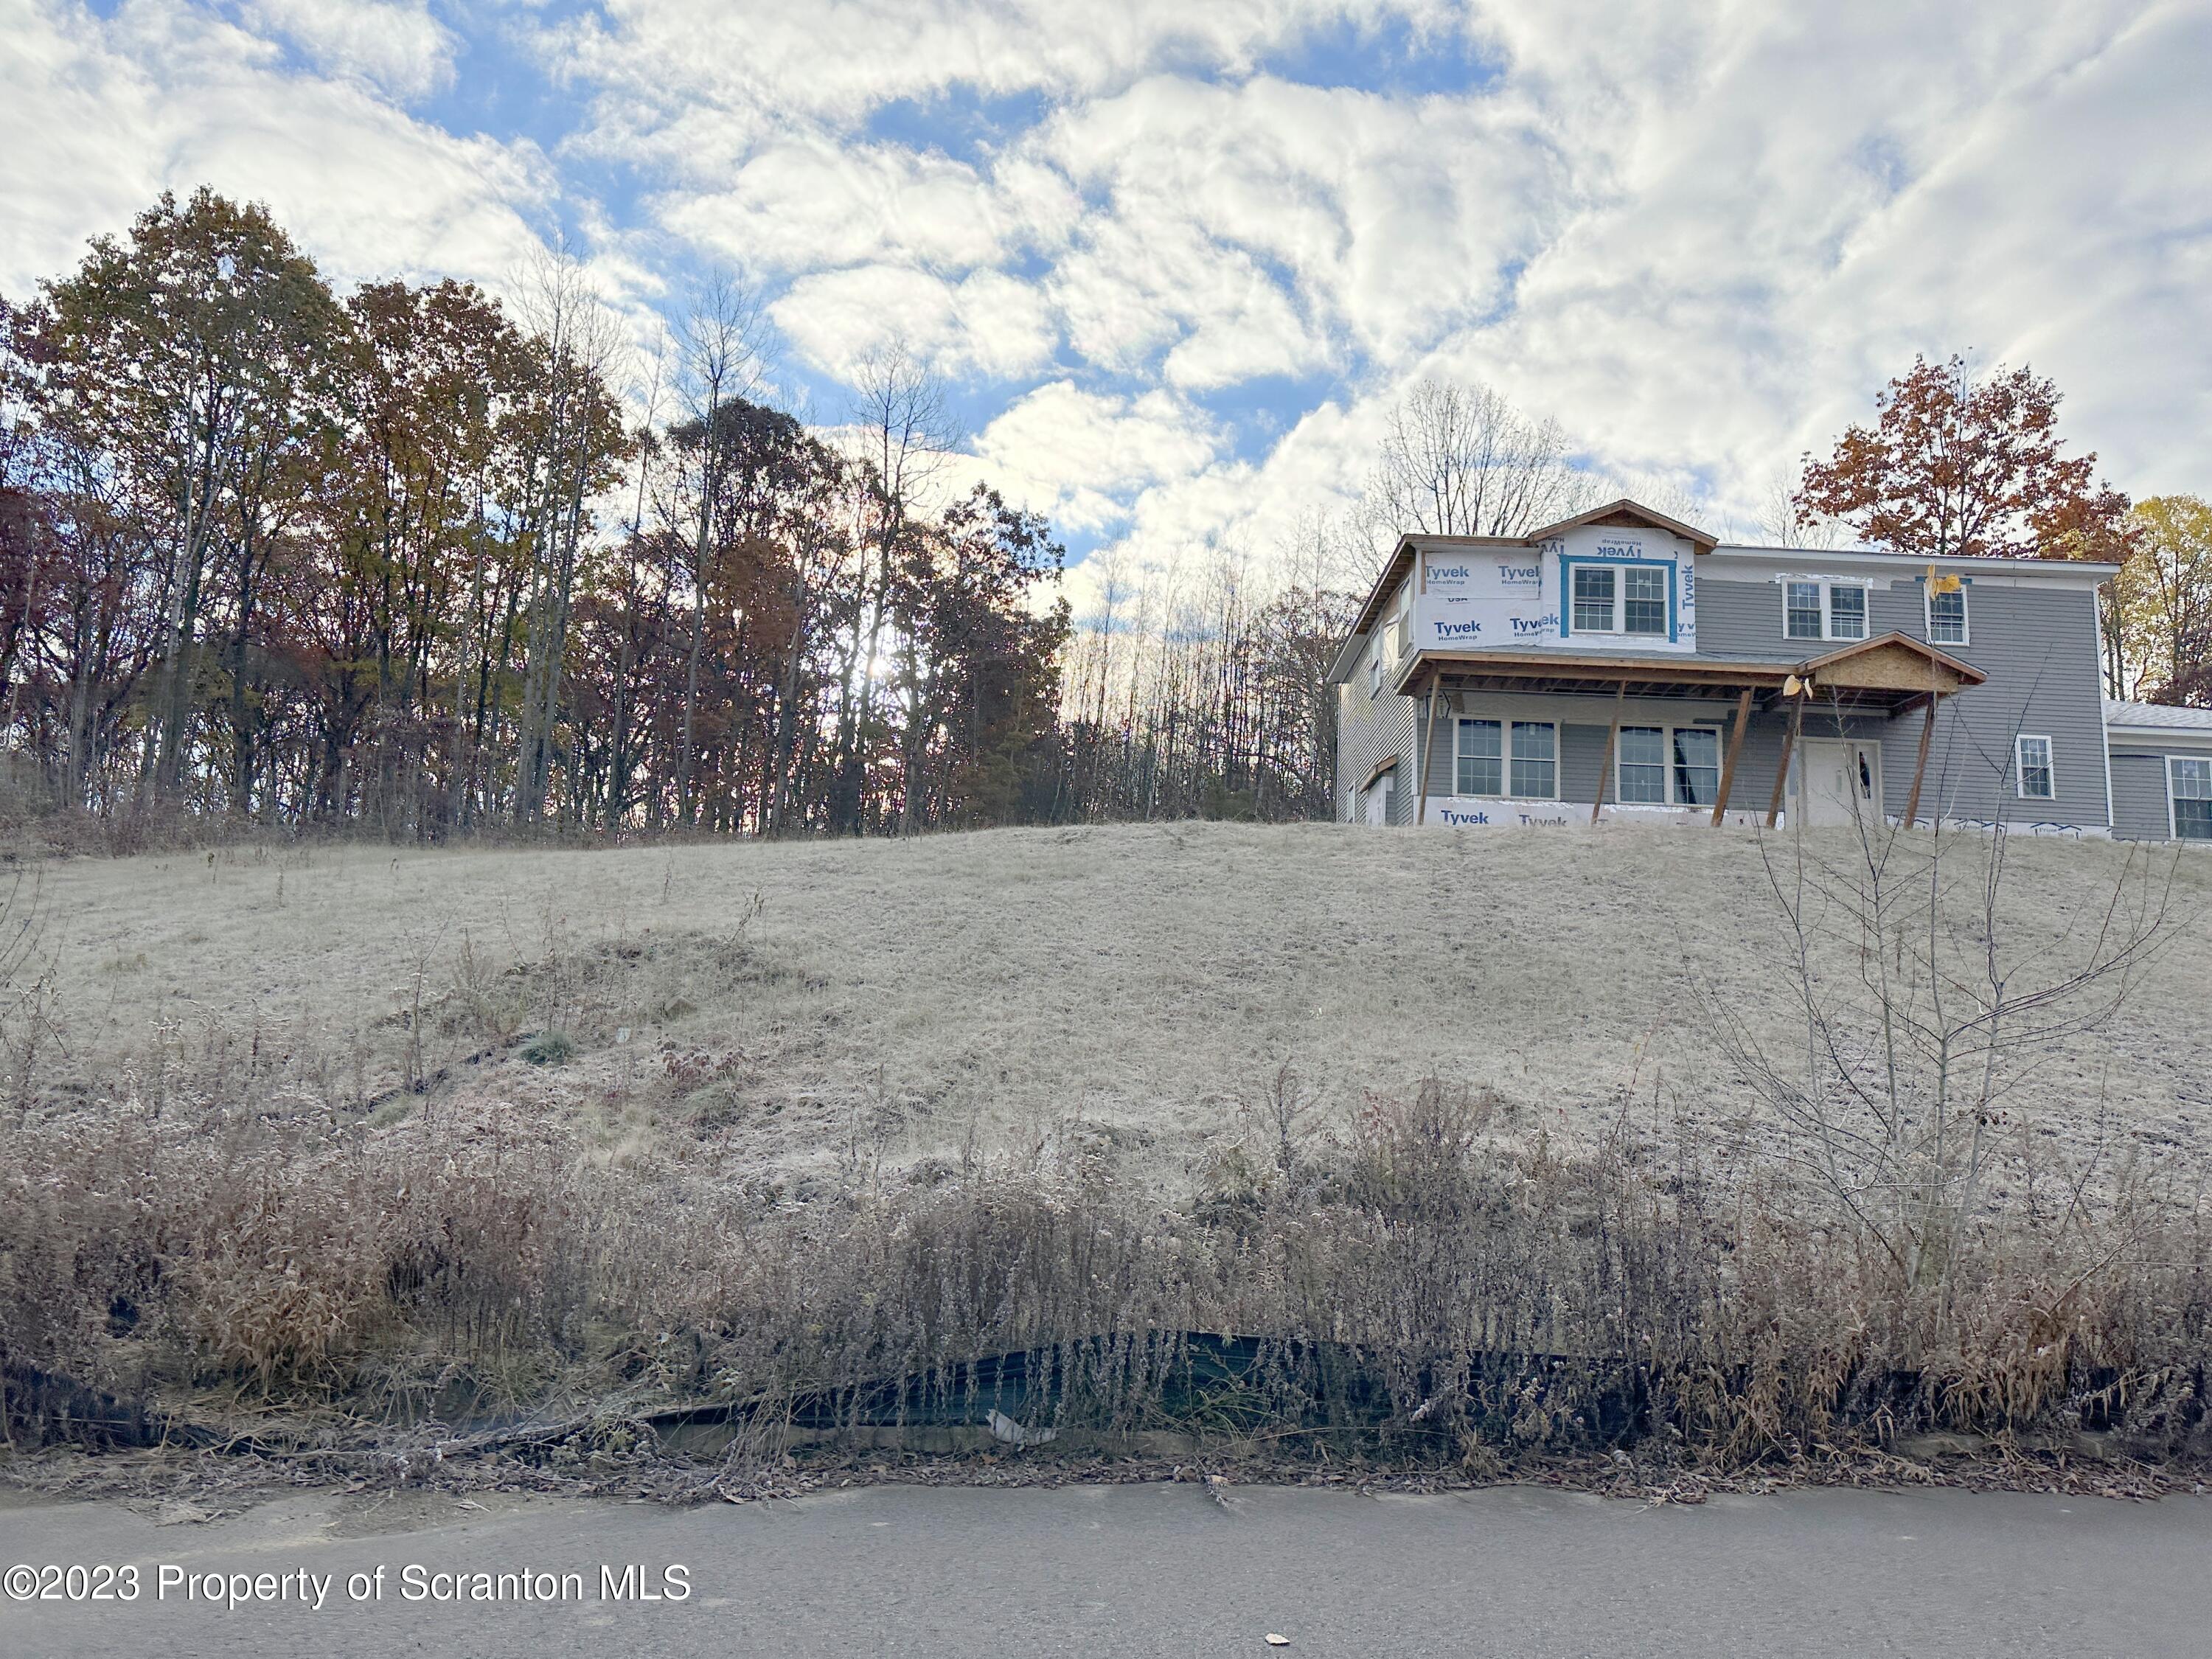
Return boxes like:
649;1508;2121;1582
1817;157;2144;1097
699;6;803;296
1696;570;2110;830
1335;622;1417;823
1416;692;1887;820
2109;751;2174;841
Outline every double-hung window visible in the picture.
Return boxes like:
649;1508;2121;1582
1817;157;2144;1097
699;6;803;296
1926;582;1968;645
1672;728;1721;806
2017;735;2055;801
2171;757;2211;841
1509;721;1557;798
1622;566;1669;635
1826;585;1867;639
1454;719;1556;798
1617;727;1669;803
1571;566;1615;633
1615;725;1720;806
1784;582;1825;640
1784;580;1869;641
1569;563;1671;636
1455;719;1502;796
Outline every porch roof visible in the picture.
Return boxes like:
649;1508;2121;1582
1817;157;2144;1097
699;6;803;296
1391;630;1986;712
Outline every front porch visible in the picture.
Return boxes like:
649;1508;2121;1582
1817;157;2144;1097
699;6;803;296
1394;633;1986;830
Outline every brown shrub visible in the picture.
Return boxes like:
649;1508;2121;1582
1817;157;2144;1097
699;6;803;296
4;1070;2209;1467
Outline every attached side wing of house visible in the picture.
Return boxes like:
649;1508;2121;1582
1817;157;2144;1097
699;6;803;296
2105;699;2212;842
1328;499;2143;836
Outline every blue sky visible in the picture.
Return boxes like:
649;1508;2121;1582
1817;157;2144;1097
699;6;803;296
7;0;2211;597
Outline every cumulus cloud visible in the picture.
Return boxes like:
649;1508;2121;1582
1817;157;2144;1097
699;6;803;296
968;381;1225;532
655;140;1009;276
557;0;1463;152
243;0;459;102
770;264;1057;382
6;0;2208;598
0;0;551;298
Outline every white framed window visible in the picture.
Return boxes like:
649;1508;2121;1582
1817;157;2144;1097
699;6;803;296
1672;728;1722;806
1617;726;1668;803
1827;585;1867;640
1622;566;1669;634
1455;719;1502;796
1454;719;1558;798
1784;581;1824;640
1509;720;1557;798
1367;636;1383;696
1568;561;1672;637
1572;566;1615;633
2170;756;2212;841
2017;734;2055;800
1925;581;1968;645
1783;579;1871;641
1615;724;1722;807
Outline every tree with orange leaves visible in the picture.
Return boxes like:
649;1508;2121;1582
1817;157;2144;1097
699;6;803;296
1795;355;2133;563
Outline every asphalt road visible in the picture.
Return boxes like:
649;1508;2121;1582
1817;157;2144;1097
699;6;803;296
1;1478;2205;1658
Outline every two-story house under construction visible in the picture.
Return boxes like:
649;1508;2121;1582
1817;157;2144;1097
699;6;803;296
1328;499;2212;841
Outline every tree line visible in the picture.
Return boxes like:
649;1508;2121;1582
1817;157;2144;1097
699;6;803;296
0;189;1096;837
1;191;2203;846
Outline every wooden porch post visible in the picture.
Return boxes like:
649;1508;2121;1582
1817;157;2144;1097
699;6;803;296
1903;690;1938;830
1765;695;1801;829
1416;675;1441;826
1592;682;1626;824
1711;686;1755;827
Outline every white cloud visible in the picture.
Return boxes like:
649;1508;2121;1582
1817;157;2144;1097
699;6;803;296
655;141;1009;276
968;381;1225;532
0;0;552;299
243;0;459;102
8;0;2209;603
1033;74;1561;373
1439;0;2207;524
770;264;1056;383
557;0;1463;148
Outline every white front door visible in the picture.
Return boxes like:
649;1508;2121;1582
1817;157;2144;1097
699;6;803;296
1799;740;1883;827
1363;776;1394;826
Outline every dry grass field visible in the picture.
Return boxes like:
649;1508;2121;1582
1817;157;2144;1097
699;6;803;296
7;820;2212;1476
20;820;2211;1198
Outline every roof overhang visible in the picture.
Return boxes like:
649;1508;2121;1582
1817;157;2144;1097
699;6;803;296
1394;631;1986;713
1705;544;2123;584
1523;498;1719;552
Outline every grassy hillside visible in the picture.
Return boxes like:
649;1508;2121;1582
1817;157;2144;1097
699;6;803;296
21;821;2211;1197
7;821;2212;1481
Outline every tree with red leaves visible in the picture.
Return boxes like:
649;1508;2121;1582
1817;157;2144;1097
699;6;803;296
1796;355;2133;563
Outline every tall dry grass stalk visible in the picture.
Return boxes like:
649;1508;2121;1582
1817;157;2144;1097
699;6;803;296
4;1068;2209;1470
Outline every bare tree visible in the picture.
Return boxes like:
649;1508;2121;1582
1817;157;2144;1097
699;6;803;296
1366;380;1585;539
832;341;957;834
1703;771;2179;1326
667;275;769;829
1756;467;1850;549
510;243;627;828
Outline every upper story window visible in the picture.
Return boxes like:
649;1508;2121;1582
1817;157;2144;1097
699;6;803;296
2017;734;2056;800
1567;562;1671;638
1784;580;1869;642
1926;581;1968;645
1366;637;1384;696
